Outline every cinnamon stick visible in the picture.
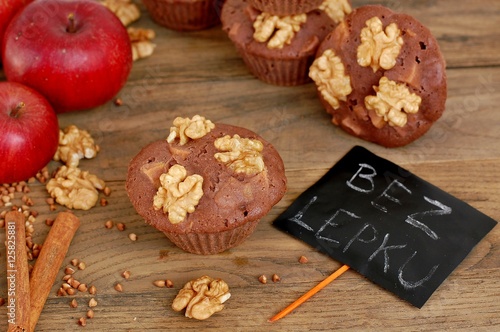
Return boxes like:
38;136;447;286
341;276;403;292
28;211;80;332
5;211;31;332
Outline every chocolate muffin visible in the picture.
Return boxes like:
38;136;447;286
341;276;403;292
221;0;351;86
309;5;447;147
126;116;287;254
248;0;323;16
141;0;220;31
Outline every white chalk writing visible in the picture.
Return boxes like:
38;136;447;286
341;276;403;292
368;233;407;273
315;209;361;246
346;163;377;193
371;179;412;213
398;251;439;289
405;196;451;240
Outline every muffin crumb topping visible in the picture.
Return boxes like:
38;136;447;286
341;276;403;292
153;165;204;224
357;16;403;72
167;115;215;145
253;12;307;49
309;49;352;109
214;135;265;175
365;76;422;127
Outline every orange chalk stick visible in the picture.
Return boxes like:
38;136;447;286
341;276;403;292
268;264;350;322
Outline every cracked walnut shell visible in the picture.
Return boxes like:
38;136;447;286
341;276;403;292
153;165;204;224
46;166;105;210
172;276;231;320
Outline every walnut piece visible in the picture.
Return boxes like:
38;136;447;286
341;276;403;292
53;125;100;168
309;49;352;109
214;134;265;175
253;12;307;49
319;0;352;24
100;0;140;26
153;165;204;224
167;115;215;146
364;76;422;127
46;166;105;210
172;276;231;320
357;16;404;72
128;27;156;61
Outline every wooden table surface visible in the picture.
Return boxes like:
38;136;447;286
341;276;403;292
1;0;499;331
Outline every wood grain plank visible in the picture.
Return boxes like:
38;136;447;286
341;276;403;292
1;1;499;330
0;158;497;331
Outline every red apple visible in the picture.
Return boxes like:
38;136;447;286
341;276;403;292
0;81;59;184
0;0;31;56
1;0;133;113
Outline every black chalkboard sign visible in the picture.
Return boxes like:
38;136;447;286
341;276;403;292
274;146;497;308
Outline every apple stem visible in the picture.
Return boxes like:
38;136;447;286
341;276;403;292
67;13;76;33
10;102;26;118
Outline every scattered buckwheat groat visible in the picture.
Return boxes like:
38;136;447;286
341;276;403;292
298;255;308;264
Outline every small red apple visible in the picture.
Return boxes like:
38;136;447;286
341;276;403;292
2;0;133;113
0;0;31;56
0;81;59;184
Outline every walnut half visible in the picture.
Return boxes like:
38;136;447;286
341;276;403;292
100;0;141;27
319;0;353;24
128;27;156;61
357;16;404;72
309;49;352;110
46;166;105;210
53;125;100;168
253;13;307;49
167;115;215;146
214;134;265;175
172;276;231;320
365;76;422;127
153;164;204;224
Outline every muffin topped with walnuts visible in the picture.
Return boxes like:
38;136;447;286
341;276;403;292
310;5;447;147
126;115;287;254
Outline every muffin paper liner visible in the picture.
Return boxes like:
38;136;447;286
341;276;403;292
249;0;323;16
235;45;313;86
163;219;260;255
142;0;220;31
